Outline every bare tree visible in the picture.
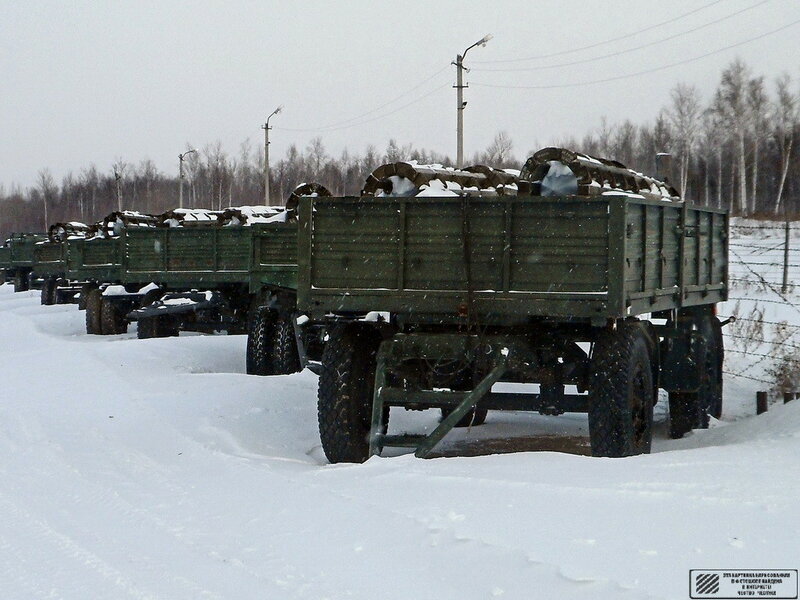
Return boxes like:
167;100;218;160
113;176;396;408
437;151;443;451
713;59;751;214
772;73;799;214
747;76;768;212
666;83;702;198
36;169;56;229
698;110;725;208
483;131;515;166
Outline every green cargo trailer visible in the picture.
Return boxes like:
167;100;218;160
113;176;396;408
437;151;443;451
120;220;312;374
0;244;10;284
66;235;154;336
66;237;124;285
32;240;72;305
3;233;48;292
298;149;729;463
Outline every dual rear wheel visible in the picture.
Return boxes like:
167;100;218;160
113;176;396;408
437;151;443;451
246;306;301;376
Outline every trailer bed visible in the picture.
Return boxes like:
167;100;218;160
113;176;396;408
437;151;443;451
298;195;728;321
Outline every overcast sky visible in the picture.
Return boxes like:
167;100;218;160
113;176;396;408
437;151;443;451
1;0;798;189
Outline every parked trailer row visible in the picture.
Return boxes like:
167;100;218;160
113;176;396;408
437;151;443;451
0;148;730;463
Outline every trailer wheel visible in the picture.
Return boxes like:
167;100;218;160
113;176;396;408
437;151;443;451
668;392;698;439
246;305;276;375
40;278;56;306
588;322;654;457
668;314;723;437
101;297;128;335
710;317;725;419
53;277;70;304
138;315;178;339
78;283;96;310
137;316;158;339
270;313;301;374
85;288;103;334
13;272;29;293
702;315;724;420
318;324;382;463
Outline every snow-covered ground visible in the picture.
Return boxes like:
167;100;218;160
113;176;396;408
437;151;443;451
1;219;799;599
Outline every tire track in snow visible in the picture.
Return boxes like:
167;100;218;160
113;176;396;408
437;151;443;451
0;491;163;600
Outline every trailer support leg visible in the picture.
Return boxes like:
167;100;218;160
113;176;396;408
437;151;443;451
414;362;506;458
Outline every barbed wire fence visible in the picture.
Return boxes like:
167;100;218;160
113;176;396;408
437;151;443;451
721;220;800;393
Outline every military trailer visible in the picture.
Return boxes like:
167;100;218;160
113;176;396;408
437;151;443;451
297;148;728;463
2;233;48;292
119;186;327;376
32;240;69;304
66;212;161;335
0;243;10;285
33;222;93;305
121;222;260;338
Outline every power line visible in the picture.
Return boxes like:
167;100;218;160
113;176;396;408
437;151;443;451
274;65;450;133
470;19;800;90
276;83;450;134
474;0;769;73
474;0;726;64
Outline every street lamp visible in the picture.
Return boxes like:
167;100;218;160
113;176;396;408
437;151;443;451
178;148;197;209
454;34;492;168
262;105;282;204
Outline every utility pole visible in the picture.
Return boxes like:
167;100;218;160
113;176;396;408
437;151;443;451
783;219;791;294
262;105;282;205
113;168;123;211
178;149;197;209
454;34;492;168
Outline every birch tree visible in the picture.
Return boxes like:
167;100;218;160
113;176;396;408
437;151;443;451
36;169;56;230
772;73;799;214
666;83;702;198
713;59;751;214
747;76;768;212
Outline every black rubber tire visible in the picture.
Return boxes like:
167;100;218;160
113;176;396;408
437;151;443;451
247;305;276;375
13;272;29;293
668;314;723;437
136;289;172;339
40;278;56;306
691;316;723;429
137;316;158;339
100;297;128;335
668;392;698;439
78;284;95;310
138;314;179;339
85;288;103;335
161;315;180;337
588;323;654;457
706;316;724;420
270;313;302;375
54;279;70;304
318;324;383;464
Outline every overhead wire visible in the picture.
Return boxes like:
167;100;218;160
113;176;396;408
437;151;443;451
275;64;450;133
473;0;727;64
470;19;800;90
474;0;770;73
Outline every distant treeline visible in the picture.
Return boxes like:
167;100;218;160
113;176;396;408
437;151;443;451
1;59;798;239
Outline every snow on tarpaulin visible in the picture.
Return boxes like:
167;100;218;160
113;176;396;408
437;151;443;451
520;147;681;201
362;162;519;198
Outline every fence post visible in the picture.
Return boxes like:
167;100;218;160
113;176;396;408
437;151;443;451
782;220;790;293
757;391;768;414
